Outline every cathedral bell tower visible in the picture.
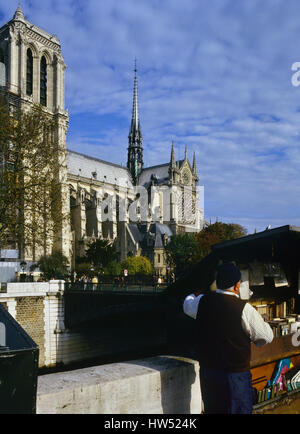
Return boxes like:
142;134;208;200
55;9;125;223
0;5;71;262
127;61;143;185
0;4;67;113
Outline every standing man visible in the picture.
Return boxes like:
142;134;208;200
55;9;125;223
183;262;273;414
123;269;128;286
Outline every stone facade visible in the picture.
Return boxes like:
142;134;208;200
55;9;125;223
15;296;45;366
0;6;204;275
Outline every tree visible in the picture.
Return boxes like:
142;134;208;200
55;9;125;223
102;261;122;276
165;222;247;276
37;251;68;280
75;262;92;277
193;221;247;262
0;95;68;260
165;233;197;277
120;256;153;275
85;239;117;269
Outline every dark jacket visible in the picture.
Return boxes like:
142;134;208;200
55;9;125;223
195;292;251;372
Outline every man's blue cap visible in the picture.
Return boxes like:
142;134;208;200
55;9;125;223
216;262;241;289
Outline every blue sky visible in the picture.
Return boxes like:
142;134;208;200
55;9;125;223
1;0;300;234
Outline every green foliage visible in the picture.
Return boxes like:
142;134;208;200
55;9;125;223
102;261;122;276
75;242;122;276
165;222;247;276
37;251;69;280
193;222;247;262
120;256;153;275
165;233;197;277
75;262;92;277
85;239;117;268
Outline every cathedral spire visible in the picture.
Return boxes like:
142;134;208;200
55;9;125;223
192;151;197;174
131;59;139;134
127;60;143;184
169;141;179;183
13;4;25;21
192;151;199;183
170;141;176;168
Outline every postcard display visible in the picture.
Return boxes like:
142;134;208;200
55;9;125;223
241;262;300;407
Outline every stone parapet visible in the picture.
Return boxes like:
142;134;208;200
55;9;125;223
36;356;202;414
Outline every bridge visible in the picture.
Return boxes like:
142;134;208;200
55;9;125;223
63;282;170;331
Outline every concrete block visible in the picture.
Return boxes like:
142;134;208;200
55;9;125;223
37;356;201;414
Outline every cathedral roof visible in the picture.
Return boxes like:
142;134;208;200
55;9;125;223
127;222;173;250
138;163;169;185
154;232;164;248
127;223;145;244
67;149;133;186
139;160;184;186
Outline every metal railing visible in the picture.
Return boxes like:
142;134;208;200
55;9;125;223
64;281;167;294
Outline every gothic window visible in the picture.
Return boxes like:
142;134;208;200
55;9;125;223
26;48;33;96
182;168;191;185
40;56;47;106
0;47;6;87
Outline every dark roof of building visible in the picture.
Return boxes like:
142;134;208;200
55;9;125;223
127;223;144;244
166;224;300;296
139;160;184;186
127;222;173;250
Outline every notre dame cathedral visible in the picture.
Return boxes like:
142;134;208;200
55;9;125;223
0;6;204;275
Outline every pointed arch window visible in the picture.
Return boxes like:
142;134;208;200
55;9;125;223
26;48;33;96
40;56;47;106
0;48;5;87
